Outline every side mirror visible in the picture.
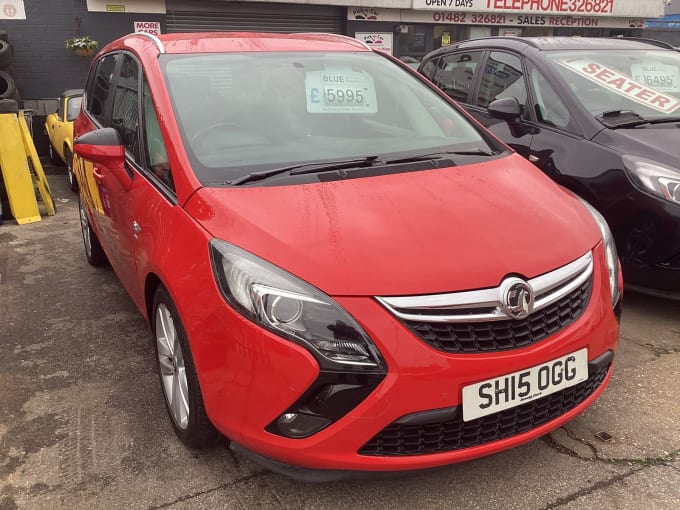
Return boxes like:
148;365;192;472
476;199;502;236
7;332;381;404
487;97;522;122
74;127;132;190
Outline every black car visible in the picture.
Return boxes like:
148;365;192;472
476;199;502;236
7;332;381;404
419;37;680;299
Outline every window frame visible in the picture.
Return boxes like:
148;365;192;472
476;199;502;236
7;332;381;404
85;52;121;128
110;52;143;164
472;50;530;118
140;77;176;195
432;49;485;105
525;60;582;136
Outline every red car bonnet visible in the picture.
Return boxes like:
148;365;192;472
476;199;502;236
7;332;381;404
186;153;601;296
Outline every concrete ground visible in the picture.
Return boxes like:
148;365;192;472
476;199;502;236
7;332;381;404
0;172;678;510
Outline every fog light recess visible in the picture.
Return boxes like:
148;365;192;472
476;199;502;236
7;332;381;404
275;413;331;438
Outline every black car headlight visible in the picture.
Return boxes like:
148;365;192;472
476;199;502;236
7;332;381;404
577;198;621;307
209;239;385;371
623;155;680;206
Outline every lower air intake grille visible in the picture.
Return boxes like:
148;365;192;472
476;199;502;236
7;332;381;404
359;362;610;457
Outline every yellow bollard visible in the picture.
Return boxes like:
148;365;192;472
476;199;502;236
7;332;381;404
0;112;41;224
18;112;55;216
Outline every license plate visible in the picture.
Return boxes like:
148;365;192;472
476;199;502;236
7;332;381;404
462;349;589;422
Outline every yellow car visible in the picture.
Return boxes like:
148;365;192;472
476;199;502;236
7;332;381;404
45;88;83;191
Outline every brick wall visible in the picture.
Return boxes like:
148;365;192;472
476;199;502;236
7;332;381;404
0;0;166;100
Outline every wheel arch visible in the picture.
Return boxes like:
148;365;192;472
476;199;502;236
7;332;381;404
145;272;164;327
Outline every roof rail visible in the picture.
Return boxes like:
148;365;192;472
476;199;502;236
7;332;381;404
132;32;166;54
293;32;371;50
612;36;675;49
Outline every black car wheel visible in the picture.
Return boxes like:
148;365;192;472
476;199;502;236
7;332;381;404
65;146;77;192
78;195;107;266
48;141;62;165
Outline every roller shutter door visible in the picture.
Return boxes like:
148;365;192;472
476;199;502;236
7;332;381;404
166;1;344;34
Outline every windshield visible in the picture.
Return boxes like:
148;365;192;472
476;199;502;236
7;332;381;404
161;52;498;184
546;49;680;121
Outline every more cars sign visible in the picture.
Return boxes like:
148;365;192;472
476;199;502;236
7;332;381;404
411;0;665;18
134;21;161;35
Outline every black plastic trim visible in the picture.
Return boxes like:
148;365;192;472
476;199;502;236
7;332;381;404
265;371;385;438
230;442;442;483
74;126;123;147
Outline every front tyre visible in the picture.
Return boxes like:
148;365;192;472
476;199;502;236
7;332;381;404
48;141;62;165
65;146;77;192
152;286;220;448
78;195;107;266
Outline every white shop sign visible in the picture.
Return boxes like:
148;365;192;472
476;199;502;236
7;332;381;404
355;32;394;55
348;7;645;29
411;0;664;18
0;0;26;20
86;0;166;14
134;21;161;35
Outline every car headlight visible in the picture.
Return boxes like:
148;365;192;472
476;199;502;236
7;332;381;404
577;198;620;307
623;155;680;205
209;239;385;371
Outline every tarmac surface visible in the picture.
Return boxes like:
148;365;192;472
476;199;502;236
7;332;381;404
0;172;678;509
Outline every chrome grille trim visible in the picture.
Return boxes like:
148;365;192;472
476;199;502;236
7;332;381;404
376;251;593;323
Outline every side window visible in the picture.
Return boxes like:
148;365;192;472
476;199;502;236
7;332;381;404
143;80;174;191
476;52;527;110
530;67;575;132
88;53;119;125
433;51;482;103
420;58;438;81
111;54;140;162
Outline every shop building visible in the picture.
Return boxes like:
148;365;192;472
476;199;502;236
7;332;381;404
0;0;668;155
644;0;680;46
348;1;666;61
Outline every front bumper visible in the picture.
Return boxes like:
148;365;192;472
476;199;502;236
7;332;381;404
231;351;613;481
612;188;680;293
187;243;619;473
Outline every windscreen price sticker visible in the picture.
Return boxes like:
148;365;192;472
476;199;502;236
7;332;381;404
305;71;377;114
558;59;680;113
630;63;680;93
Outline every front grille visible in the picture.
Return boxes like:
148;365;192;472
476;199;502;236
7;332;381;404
377;251;594;354
405;278;591;353
359;362;610;457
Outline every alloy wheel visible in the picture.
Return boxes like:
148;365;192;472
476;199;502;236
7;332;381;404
155;303;190;430
79;200;92;257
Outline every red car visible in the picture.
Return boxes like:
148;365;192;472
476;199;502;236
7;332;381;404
73;32;622;481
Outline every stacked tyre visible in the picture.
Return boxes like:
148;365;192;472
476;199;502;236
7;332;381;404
0;30;19;222
0;30;19;109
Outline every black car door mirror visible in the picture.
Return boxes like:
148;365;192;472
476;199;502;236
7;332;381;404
487;97;536;138
487;97;522;121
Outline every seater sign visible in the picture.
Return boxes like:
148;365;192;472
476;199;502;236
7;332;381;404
558;59;680;113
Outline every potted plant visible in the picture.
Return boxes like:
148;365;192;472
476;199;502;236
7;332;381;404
65;36;98;57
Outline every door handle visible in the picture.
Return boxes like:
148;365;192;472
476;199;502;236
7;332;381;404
528;154;539;164
93;166;104;183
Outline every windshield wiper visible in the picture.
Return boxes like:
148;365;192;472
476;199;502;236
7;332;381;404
640;116;680;126
228;149;497;185
596;110;680;129
229;156;380;185
385;149;496;164
596;110;648;128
